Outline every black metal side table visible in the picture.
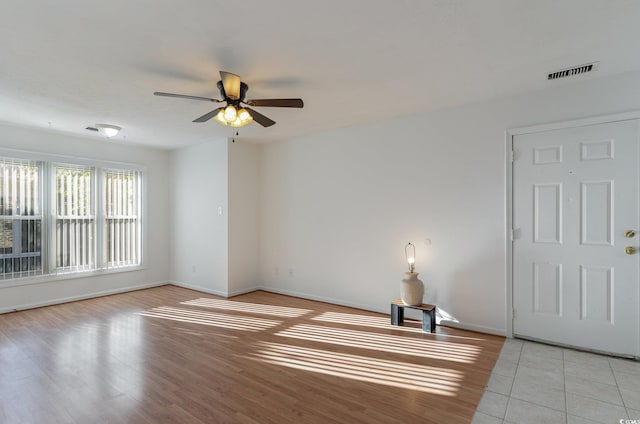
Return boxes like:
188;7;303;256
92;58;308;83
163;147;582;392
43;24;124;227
390;300;436;333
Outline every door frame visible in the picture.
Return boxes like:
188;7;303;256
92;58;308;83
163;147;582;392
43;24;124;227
505;110;640;341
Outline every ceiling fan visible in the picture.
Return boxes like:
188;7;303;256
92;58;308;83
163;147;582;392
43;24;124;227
154;71;303;128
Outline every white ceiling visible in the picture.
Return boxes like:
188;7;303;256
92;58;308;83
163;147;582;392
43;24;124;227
1;0;640;149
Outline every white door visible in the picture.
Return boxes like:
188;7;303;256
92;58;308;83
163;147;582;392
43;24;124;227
512;119;640;357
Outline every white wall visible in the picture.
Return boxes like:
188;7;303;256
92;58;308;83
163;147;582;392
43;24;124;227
258;71;640;335
170;138;229;295
18;69;635;332
228;140;260;296
0;124;170;312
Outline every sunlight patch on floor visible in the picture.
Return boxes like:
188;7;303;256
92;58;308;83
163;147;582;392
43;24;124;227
138;306;281;331
181;298;311;317
245;342;463;396
311;311;424;333
276;324;480;363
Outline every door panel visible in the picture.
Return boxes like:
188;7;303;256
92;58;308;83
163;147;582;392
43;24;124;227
512;120;639;357
533;183;562;243
532;261;562;316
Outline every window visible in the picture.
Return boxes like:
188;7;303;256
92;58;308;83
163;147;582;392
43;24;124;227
104;169;141;268
55;165;95;272
0;159;43;279
0;154;142;282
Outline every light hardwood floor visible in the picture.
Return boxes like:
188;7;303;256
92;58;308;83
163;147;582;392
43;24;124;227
0;285;504;423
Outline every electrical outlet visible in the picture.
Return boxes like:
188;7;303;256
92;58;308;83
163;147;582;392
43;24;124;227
288;268;294;277
192;265;196;273
274;267;279;276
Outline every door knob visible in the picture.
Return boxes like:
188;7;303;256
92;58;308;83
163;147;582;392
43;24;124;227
625;246;636;255
625;230;636;238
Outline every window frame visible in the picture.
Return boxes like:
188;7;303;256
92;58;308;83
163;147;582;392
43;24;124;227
0;148;145;287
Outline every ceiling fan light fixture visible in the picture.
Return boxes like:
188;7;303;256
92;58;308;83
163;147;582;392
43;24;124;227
214;110;228;126
95;124;121;138
238;108;251;121
230;110;253;128
214;106;252;127
223;105;237;122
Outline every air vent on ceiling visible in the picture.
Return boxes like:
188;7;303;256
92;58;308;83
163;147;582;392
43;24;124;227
85;126;98;132
548;62;599;80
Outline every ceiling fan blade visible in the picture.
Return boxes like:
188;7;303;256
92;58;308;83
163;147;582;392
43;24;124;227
193;107;224;123
220;71;241;100
246;98;304;108
154;92;220;102
245;107;276;127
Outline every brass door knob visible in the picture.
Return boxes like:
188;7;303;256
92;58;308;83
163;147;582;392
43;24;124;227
625;230;636;238
625;246;636;255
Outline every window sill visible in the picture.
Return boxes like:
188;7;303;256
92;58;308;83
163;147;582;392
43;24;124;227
0;265;148;289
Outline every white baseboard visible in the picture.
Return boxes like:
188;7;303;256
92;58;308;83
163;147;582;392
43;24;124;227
0;281;169;314
258;286;388;314
438;319;506;337
227;286;262;297
169;282;262;298
170;281;228;297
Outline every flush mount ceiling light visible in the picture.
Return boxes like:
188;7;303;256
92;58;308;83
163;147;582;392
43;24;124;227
95;124;121;138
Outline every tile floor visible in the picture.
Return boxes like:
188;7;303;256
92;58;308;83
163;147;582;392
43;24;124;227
472;338;640;424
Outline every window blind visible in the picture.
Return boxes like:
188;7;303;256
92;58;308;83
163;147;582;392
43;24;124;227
104;169;141;268
0;158;43;279
55;165;95;273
